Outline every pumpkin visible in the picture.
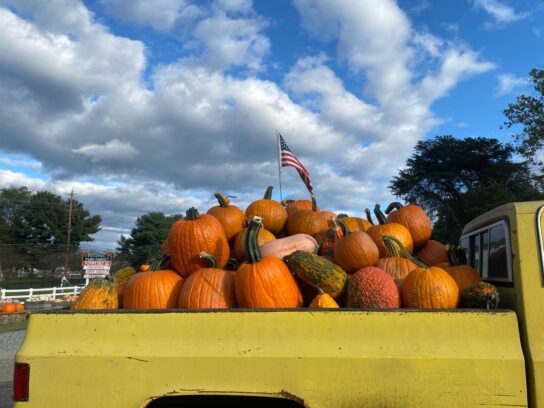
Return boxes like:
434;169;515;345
376;235;418;289
244;186;287;234
366;204;413;258
385;202;431;249
207;192;245;241
286;195;335;237
112;266;136;308
1;303;17;313
283;250;348;299
442;245;482;291
386;235;459;308
309;288;340;308
260;233;318;259
168;207;230;277
178;252;236;309
140;264;151;272
283;199;316;217
14;303;24;312
346;266;400;309
72;278;118;310
459;282;500;309
338;213;372;233
235;217;302;308
333;230;380;273
123;265;184;309
415;239;448;266
315;217;345;258
233;226;275;261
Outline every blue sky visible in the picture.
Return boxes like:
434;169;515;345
0;0;542;251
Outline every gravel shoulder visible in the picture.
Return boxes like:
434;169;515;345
0;330;26;408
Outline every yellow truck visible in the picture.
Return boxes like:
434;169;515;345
12;201;544;407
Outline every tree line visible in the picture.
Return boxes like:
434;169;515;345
0;187;101;274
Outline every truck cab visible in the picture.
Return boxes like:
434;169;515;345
12;201;544;407
459;201;544;407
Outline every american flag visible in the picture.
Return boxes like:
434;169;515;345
278;133;313;193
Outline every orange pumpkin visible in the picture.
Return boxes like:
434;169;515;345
15;303;25;312
415;240;449;266
366;204;413;258
178;252;236;309
123;267;184;309
140;264;151;272
207;192;245;241
235;217;302;308
385;202;431;249
338;214;372;233
233;226;275;261
244;186;287;235
386;235;459;308
1;303;16;313
283;199;315;217
442;245;482;291
286;195;335;237
168;207;230;277
376;235;418;289
333;230;379;273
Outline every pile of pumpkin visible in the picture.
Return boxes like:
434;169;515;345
73;187;499;311
0;301;25;314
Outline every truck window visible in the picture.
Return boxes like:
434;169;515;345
460;220;512;283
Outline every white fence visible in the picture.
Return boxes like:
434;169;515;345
1;285;84;302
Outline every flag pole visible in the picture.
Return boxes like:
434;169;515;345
276;130;283;202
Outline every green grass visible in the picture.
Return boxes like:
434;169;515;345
0;319;27;333
1;276;86;290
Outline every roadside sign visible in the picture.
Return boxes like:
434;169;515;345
81;254;112;279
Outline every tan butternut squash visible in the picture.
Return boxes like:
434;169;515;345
259;234;318;259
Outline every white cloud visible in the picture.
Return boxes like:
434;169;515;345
192;12;270;72
494;73;529;96
472;0;529;25
99;0;200;31
0;0;498;249
72;139;139;162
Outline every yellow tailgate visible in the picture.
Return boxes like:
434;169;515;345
15;309;527;408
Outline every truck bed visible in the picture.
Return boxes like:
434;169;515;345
15;309;527;408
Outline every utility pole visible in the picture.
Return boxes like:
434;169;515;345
64;188;74;275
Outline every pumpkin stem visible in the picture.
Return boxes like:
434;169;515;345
149;253;170;271
335;217;349;236
383;235;428;268
385;202;404;214
310;194;317;211
224;258;240;271
365;208;374;225
382;234;400;257
214;193;229;208
373;204;388;225
281;199;294;207
186;207;199;221
199;252;217;268
263;186;274;199
446;244;467;266
245;216;264;264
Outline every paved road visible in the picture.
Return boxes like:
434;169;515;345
0;331;25;408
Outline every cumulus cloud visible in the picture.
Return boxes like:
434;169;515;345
0;0;496;248
494;73;529;96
